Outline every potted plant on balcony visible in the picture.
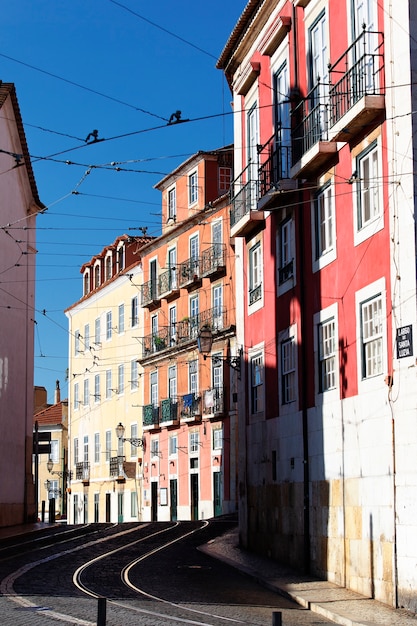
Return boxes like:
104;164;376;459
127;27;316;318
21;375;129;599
153;335;166;350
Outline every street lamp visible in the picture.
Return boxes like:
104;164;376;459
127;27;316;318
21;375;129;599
116;422;145;448
197;325;242;375
47;459;73;480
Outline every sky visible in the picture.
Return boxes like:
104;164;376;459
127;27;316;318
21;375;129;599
2;0;245;403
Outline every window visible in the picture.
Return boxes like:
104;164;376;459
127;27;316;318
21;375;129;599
249;242;262;305
118;304;125;334
75;330;81;355
151;439;159;457
94;433;100;463
190;431;199;454
169;306;177;346
117;245;124;271
279;218;294;284
168;186;176;220
168;247;177;290
190;295;199;339
281;338;296;404
105;254;112;280
94;317;101;344
189;359;198;395
94;263;100;288
94;374;100;401
105;370;112;399
218;166;232;194
188;171;198;205
273;62;291;178
74;383;80;410
106;311;112;340
130;423;138;457
309;11;328;114
247;102;259;211
250;353;264;413
83;378;89;406
169;435;178;456
189;234;199;276
318;318;336;392
212;220;222;260
213;428;223;450
83;435;89;462
168;365;177;400
150;370;158;407
315;184;334;258
131;296;138;327
105;430;111;461
212;284;223;329
50;439;59;463
118;364;124;395
357;143;380;229
83;272;90;296
74;438;79;465
130;360;138;391
84;324;90;351
361;294;383;378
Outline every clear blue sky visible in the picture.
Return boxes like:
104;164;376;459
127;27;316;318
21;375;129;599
2;1;244;403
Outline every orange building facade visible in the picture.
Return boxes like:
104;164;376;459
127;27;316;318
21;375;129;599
139;147;239;521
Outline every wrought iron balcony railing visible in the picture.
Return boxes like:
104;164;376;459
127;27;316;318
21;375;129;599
180;393;201;420
141;278;159;307
178;257;201;288
291;82;329;165
258;135;292;197
201;245;226;277
158;268;178;298
328;28;384;128
249;283;262;305
160;398;178;424
109;456;125;478
202;386;224;416
143;404;160;428
75;461;90;481
230;162;259;228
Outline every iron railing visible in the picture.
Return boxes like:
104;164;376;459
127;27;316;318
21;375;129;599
143;404;159;428
180;393;201;419
230;162;259;228
76;461;90;481
160;398;178;423
178;257;201;288
109;456;125;477
202;387;224;415
291;82;329;165
258;134;292;197
141;278;159;306
201;245;226;277
158;268;178;298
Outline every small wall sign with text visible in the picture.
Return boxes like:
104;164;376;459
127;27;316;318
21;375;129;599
396;325;413;359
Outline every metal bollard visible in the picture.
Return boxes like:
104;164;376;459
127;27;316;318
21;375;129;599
272;611;282;625
97;597;106;626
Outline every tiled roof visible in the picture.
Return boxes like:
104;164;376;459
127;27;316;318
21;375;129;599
0;82;45;211
34;401;67;426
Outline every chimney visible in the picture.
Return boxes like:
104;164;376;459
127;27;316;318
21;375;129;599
55;380;61;404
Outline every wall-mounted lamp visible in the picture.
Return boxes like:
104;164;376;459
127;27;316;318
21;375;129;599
46;459;73;481
115;422;145;448
197;325;241;376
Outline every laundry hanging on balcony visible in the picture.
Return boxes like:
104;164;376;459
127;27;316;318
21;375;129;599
183;393;194;408
204;389;214;409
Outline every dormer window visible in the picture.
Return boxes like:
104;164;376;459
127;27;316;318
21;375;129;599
94;263;100;289
117;245;125;271
83;271;90;296
105;254;112;281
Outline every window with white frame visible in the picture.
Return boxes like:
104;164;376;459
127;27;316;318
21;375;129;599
105;430;111;461
281;338;296;404
94;263;100;289
94;433;100;463
218;166;232;194
105;370;112;399
118;303;125;334
213;428;223;450
106;311;112;340
118;364;124;394
169;434;178;456
212;284;223;330
83;272;90;296
131;295;138;327
94;317;101;344
74;383;80;410
150;370;158;406
84;324;90;351
117;244;124;271
75;330;81;355
168;364;177;400
93;374;100;402
169;305;177;346
250;353;264;414
168;247;177;289
168;186;176;220
83;435;89;462
318;317;336;392
130;423;138;457
151;439;159;457
83;378;89;406
315;184;334;259
360;294;383;378
278;218;294;284
105;254;112;280
50;439;59;463
249;242;262;305
190;431;199;454
188;171;198;205
357;142;380;230
130;359;138;391
189;359;198;395
74;437;79;465
190;295;199;339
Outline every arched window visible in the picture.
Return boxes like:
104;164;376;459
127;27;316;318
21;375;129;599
83;271;90;296
94;264;100;289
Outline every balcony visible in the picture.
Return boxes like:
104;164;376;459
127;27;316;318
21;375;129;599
160;398;179;427
76;461;90;484
109;455;125;482
180;393;202;422
328;28;385;142
142;326;170;357
143;404;160;430
290;85;338;179
178;257;201;290
230;163;265;238
201;245;226;280
258;136;296;210
202;387;224;417
159;268;179;301
141;278;160;309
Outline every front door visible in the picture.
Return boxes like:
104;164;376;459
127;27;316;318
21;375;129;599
118;492;123;523
190;474;199;521
151;482;158;522
213;472;222;517
105;493;111;522
170;479;178;521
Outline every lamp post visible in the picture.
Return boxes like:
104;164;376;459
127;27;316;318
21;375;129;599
197;325;242;375
116;422;145;448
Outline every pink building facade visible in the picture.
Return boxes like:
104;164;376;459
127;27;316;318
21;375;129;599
218;0;417;610
0;84;44;526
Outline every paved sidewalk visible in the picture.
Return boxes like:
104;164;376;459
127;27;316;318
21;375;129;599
200;527;417;626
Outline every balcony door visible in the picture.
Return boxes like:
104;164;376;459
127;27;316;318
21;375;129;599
309;12;328;140
247;103;259;210
274;63;291;178
352;0;378;91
